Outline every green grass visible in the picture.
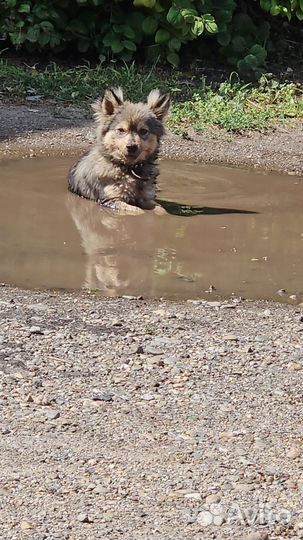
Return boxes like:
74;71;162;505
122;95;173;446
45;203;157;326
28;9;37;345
1;60;303;132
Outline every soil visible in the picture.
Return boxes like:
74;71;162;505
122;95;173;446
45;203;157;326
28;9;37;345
1;103;303;174
0;103;302;540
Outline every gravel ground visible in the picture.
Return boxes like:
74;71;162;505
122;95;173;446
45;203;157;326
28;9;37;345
1;103;303;174
0;103;303;540
0;287;302;540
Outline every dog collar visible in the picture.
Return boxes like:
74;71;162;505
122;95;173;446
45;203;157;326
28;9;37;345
129;163;149;182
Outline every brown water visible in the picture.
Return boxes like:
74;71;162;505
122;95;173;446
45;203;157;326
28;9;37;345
0;157;302;302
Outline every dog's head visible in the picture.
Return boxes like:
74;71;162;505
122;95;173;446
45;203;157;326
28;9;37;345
92;88;170;165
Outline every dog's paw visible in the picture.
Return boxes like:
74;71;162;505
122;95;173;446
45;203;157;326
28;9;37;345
152;205;167;216
115;201;145;215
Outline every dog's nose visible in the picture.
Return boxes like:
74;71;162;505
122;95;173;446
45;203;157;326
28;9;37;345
126;144;138;154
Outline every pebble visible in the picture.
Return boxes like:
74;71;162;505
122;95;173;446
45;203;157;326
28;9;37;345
141;393;155;401
129;344;144;354
29;325;43;335
184;492;202;500
233;483;255;492
45;410;60;421
213;515;225;526
245;533;269;540
288;361;302;371
222;334;239;341
77;513;90;523
205;494;221;504
197;510;213;526
286;447;301;459
92;393;113;402
20;520;34;531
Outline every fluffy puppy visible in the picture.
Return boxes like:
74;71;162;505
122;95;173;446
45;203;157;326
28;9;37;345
68;88;170;214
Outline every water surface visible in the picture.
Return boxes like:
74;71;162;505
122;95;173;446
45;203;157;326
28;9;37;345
0;157;302;302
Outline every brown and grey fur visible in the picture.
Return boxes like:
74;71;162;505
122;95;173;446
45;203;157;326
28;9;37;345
68;88;170;215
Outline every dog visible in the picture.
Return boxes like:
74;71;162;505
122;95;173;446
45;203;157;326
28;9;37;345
68;87;170;215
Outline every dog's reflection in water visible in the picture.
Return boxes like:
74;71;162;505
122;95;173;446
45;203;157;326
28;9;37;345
66;194;159;295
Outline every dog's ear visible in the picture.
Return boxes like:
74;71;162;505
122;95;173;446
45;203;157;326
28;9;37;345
92;88;124;118
147;89;170;120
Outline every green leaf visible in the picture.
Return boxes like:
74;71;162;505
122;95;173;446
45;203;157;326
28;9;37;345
103;32;115;47
155;28;170;43
260;0;271;11
167;51;179;67
26;26;40;43
133;0;156;7
18;3;31;13
122;40;136;51
6;0;17;7
49;35;61;48
250;44;267;63
167;6;182;25
168;37;181;51
122;25;136;39
204;20;218;33
142;16;158;34
243;53;259;68
39;21;54;32
9;31;26;46
110;39;124;53
192;19;204;36
270;4;281;15
232;35;247;52
180;8;196;22
38;32;50;47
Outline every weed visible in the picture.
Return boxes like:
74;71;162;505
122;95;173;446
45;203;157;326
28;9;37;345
1;61;302;132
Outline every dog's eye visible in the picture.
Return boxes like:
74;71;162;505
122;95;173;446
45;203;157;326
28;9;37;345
139;128;149;137
117;127;126;134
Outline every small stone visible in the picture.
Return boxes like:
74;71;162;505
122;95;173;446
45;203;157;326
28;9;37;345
205;494;221;504
222;334;239;341
77;513;90;523
184;492;202;501
129;344;144;354
286;447;301;459
29;326;43;335
213;515;225;526
245;533;269;540
20;520;34;531
288;362;302;371
197;510;213;526
145;345;165;355
298;481;303;493
122;295;142;300
277;289;287;296
242;345;253;353
92;393;113;402
220;304;236;309
254;438;272;448
45;410;60;421
141;393;155;401
233;483;254;492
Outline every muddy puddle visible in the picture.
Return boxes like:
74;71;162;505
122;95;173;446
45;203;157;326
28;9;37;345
0;156;302;303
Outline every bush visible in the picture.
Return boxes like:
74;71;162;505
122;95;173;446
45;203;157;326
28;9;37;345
0;0;302;75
